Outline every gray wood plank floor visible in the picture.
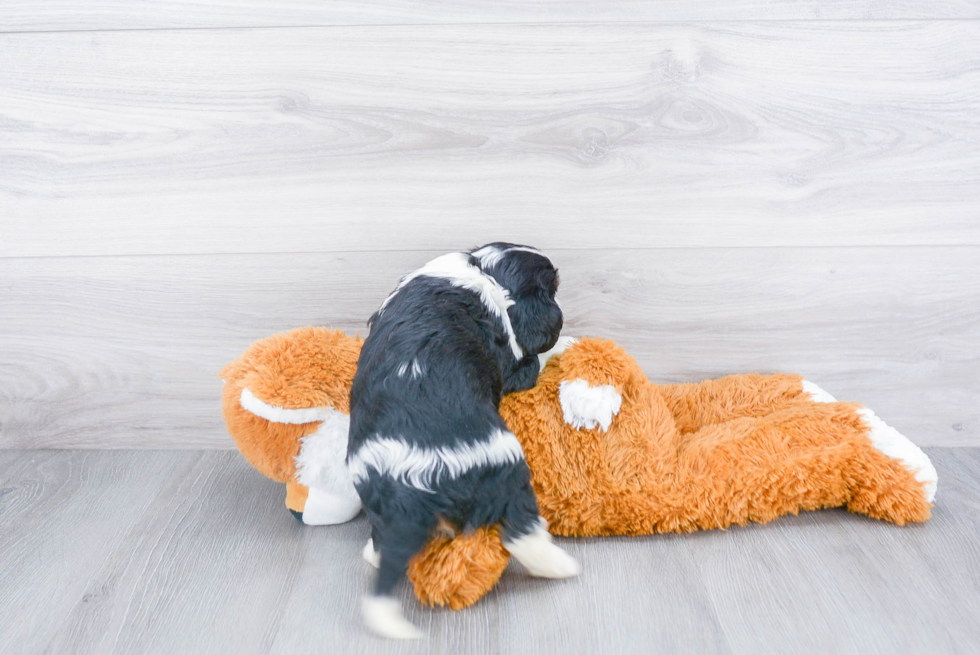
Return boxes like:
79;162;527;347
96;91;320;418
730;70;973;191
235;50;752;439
1;448;977;655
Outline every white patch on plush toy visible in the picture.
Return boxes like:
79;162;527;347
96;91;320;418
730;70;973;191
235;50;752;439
361;596;422;640
856;408;938;503
363;538;381;568
292;410;363;524
302;487;362;525
376;252;523;359
504;518;581;579
537;336;577;372
801;380;838;404
803;380;937;503
559;379;622;432
240;388;336;425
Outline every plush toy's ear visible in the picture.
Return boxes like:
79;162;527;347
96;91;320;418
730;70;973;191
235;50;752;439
407;527;510;610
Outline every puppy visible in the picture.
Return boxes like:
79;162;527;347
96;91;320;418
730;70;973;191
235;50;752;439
348;243;581;638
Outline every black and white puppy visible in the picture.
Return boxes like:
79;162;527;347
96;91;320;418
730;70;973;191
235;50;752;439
348;243;580;638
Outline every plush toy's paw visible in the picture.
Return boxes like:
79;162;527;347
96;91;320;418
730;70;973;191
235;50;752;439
407;526;510;610
299;486;362;525
559;379;622;432
803;379;938;503
363;538;381;568
361;596;423;640
538;336;577;372
505;519;581;579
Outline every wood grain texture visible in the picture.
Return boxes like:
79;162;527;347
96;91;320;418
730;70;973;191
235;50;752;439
2;22;979;257
1;448;978;654
1;247;976;449
4;1;980;33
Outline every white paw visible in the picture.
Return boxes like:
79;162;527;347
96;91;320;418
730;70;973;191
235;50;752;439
538;336;578;372
505;520;581;579
361;596;423;640
559;379;622;432
857;408;938;503
362;538;380;569
802;379;837;404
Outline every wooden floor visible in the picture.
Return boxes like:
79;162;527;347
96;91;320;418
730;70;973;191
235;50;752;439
1;448;977;655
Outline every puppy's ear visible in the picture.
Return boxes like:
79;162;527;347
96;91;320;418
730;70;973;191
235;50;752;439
509;290;563;355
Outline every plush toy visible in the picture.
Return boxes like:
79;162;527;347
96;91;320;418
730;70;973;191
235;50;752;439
220;327;937;610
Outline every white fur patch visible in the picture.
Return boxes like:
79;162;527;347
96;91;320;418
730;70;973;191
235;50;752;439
348;429;525;492
240;387;336;424
803;380;937;503
396;359;424;379
504;518;581;579
376;252;523;359
361;596;422;640
471;244;543;269
363;538;380;568
294;411;357;491
802;380;838;404
291;410;363;523
857;407;938;503
537;336;577;372
559;379;622;432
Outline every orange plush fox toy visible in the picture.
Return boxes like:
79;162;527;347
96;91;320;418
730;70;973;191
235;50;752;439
221;327;937;610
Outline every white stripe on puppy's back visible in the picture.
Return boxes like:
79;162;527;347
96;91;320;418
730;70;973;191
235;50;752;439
376;252;523;359
471;244;543;269
348;429;525;492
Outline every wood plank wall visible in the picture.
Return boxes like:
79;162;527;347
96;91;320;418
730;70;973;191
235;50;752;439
2;4;978;448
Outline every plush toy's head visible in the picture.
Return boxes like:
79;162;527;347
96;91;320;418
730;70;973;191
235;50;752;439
220;327;364;524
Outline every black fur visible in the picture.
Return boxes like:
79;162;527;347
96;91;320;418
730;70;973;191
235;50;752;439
348;244;562;597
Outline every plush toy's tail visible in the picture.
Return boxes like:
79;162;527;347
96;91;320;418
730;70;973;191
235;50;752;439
802;381;937;523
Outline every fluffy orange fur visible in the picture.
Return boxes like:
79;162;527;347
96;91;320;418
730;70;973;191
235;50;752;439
221;329;932;611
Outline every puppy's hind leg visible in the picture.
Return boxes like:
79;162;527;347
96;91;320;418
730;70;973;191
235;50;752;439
362;520;432;640
501;486;581;579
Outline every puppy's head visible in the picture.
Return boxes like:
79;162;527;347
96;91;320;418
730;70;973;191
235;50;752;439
471;243;563;355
